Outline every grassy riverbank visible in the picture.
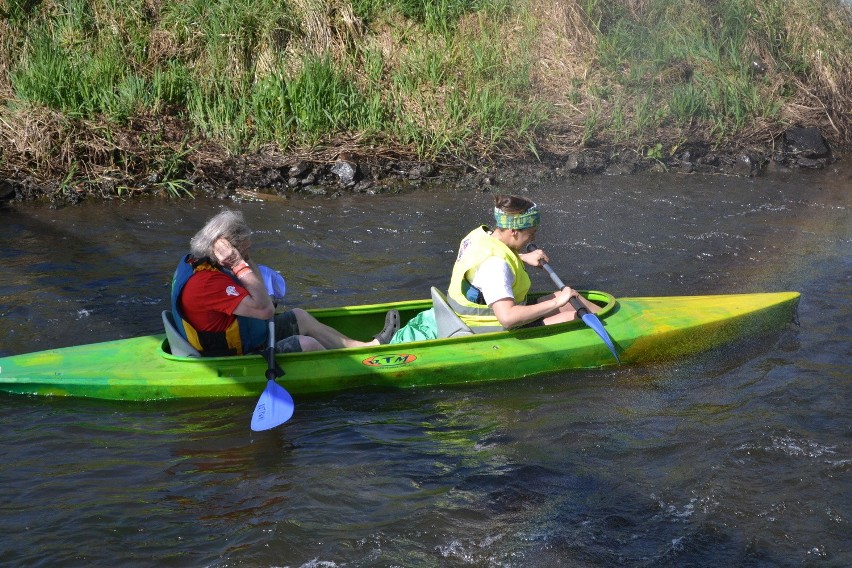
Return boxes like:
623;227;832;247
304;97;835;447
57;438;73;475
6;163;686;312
1;0;850;200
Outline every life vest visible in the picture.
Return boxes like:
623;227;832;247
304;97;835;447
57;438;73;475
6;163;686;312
446;226;531;330
170;254;267;356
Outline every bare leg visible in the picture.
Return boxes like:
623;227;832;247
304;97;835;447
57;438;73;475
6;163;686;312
292;308;379;349
297;335;325;352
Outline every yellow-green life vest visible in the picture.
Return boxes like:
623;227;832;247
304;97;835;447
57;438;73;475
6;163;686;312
446;226;531;329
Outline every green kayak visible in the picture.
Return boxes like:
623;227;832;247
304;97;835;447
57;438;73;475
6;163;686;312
0;291;799;401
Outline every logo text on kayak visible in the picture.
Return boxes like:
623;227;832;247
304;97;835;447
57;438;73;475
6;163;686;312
362;354;417;368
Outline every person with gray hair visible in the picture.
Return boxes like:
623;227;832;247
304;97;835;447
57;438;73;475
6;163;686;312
170;209;400;356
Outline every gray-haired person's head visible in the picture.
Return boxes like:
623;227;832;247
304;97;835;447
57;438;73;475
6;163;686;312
190;209;252;260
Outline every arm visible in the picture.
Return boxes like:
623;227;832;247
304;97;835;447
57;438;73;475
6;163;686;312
213;238;274;320
490;287;575;329
231;261;275;320
475;256;576;329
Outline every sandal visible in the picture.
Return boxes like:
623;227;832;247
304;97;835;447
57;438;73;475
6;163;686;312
373;309;401;344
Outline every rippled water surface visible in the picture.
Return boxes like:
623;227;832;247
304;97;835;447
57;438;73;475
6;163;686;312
0;165;849;567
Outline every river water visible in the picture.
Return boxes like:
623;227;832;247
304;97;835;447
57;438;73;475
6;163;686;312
0;164;849;567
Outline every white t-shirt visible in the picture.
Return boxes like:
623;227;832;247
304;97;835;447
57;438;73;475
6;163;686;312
470;257;516;306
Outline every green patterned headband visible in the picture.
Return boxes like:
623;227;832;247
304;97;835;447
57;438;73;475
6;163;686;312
494;203;540;230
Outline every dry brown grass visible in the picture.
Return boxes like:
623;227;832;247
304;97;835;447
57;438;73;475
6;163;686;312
525;0;606;150
528;0;596;104
281;0;366;74
0;19;12;99
0;105;195;196
773;1;852;143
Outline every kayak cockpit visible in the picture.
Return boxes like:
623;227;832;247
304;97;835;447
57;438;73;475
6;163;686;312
158;291;619;359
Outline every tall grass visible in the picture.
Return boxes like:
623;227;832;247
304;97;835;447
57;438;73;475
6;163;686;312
573;0;851;147
585;0;779;141
5;0;540;159
0;0;850;198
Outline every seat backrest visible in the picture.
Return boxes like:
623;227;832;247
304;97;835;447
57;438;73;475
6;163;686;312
162;310;201;357
430;287;474;338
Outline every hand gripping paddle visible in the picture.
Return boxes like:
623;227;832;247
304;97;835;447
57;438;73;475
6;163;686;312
526;244;620;363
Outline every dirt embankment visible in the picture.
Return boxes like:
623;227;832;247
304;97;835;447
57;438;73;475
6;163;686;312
0;125;841;205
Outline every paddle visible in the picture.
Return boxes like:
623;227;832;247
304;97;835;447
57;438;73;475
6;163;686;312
251;319;294;431
526;243;620;363
251;265;294;431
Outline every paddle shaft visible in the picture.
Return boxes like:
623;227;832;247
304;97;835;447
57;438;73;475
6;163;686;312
526;243;620;362
263;317;286;382
265;320;277;380
525;244;586;312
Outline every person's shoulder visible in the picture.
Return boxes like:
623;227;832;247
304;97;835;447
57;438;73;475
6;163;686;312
480;256;510;271
186;268;232;288
192;267;228;279
460;225;490;240
474;256;512;283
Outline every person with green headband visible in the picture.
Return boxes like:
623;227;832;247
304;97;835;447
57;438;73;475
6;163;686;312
445;194;600;331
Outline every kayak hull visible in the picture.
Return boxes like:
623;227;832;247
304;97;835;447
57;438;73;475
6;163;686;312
0;291;800;401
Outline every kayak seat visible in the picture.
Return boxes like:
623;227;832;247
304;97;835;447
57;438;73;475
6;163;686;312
162;310;201;357
430;287;474;338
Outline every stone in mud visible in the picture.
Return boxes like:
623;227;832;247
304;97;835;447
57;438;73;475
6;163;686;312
565;152;607;174
330;160;358;187
256;167;283;187
0;179;17;202
732;154;755;177
354;179;374;192
288;161;311;178
795;157;823;169
784;127;830;159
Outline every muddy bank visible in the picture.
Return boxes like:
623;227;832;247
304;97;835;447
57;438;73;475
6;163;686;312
140;126;844;199
0;125;840;205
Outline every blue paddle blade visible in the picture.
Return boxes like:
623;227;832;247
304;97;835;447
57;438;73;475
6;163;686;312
251;379;294;431
258;264;286;302
581;313;621;363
